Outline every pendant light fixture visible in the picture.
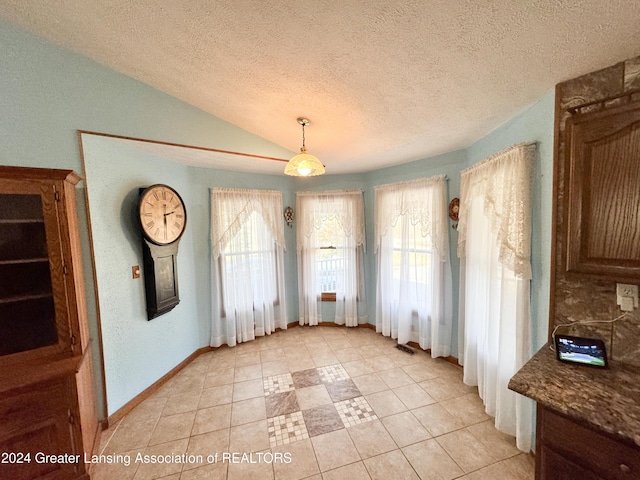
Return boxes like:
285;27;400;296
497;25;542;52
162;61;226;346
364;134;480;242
284;117;325;177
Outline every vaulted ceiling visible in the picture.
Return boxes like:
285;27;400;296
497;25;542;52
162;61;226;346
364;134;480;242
2;1;639;173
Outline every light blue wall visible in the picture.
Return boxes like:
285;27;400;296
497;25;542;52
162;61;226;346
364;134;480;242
466;92;556;351
0;19;295;415
81;138;295;414
82;136;204;413
1;17;555;417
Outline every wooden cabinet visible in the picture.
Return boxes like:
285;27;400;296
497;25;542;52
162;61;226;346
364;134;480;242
564;96;640;279
0;166;97;480
536;405;640;480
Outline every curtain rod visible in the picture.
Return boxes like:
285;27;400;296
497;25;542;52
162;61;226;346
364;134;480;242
461;142;537;176
374;174;448;191
296;189;364;196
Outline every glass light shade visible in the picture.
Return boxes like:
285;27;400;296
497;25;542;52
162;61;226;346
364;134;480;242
284;148;325;177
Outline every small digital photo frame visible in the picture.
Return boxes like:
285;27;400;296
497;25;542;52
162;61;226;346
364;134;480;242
554;335;608;368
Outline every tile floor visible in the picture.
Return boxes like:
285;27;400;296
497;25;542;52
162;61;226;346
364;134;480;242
94;326;534;480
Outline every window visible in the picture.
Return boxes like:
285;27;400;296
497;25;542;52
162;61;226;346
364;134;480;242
314;215;348;301
210;188;287;347
390;220;433;311
296;191;366;326
374;176;452;356
218;211;280;315
457;143;535;451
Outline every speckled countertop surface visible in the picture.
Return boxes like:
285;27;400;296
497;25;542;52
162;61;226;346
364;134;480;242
509;344;640;448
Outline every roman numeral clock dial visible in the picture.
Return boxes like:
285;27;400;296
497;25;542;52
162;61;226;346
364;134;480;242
139;185;186;245
137;184;187;320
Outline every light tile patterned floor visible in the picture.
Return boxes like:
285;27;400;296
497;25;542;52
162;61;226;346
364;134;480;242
94;326;535;480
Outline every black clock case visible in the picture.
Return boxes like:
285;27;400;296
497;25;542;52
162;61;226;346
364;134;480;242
137;186;185;320
142;238;180;320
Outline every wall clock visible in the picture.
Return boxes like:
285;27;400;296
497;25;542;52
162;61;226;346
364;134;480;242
138;184;187;320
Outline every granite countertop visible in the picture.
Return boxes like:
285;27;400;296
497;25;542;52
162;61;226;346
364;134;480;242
508;343;640;448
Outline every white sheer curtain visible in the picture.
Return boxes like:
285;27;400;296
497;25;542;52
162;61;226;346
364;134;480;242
296;190;367;326
458;143;536;452
210;188;287;347
374;176;453;357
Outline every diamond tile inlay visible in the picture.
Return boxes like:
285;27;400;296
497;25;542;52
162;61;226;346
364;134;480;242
325;378;361;402
267;411;309;447
318;364;350;383
265;390;300;418
263;373;294;396
291;368;323;388
302;404;345;437
335;396;378;428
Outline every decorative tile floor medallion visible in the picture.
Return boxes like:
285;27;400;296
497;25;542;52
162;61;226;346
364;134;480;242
335;396;378;427
267;411;309;447
318;364;350;383
263;364;376;444
263;373;295;396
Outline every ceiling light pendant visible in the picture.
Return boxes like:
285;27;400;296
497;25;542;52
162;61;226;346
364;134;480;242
285;117;325;177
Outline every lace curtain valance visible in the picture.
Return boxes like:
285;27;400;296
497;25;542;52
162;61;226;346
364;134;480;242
296;190;365;252
211;188;285;258
457;143;536;279
374;175;449;261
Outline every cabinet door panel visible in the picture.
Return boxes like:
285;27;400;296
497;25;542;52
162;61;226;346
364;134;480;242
538;405;640;480
0;376;83;480
0;183;71;363
565;100;640;278
585;124;640;260
538;446;604;480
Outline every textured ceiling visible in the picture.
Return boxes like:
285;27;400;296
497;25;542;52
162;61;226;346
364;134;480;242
2;1;640;174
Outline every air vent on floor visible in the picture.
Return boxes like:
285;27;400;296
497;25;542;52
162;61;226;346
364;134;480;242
396;344;415;355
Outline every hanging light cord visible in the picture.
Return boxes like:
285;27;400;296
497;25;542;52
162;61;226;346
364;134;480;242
301;122;306;150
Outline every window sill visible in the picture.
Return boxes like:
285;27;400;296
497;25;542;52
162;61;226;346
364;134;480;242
321;292;336;302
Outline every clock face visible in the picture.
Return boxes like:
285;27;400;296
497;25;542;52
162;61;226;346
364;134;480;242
138;184;187;245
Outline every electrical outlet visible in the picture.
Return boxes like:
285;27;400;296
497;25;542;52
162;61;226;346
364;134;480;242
616;283;639;310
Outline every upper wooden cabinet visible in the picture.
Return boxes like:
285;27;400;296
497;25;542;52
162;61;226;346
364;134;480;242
0;166;97;480
564;97;640;279
0;174;78;363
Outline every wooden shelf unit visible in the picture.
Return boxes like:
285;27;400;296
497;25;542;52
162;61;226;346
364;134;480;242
0;166;98;480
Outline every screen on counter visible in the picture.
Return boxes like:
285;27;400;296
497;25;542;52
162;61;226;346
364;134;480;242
555;335;608;368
